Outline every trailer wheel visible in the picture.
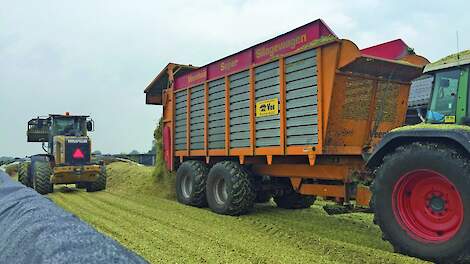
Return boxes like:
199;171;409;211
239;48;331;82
373;142;470;263
206;161;255;215
33;161;53;195
274;191;315;209
76;182;87;189
255;191;272;203
176;160;208;207
18;162;32;188
86;167;107;192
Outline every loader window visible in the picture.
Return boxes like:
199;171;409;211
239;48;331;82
52;118;86;136
427;69;460;123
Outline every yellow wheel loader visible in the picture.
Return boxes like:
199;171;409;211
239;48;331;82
18;113;106;194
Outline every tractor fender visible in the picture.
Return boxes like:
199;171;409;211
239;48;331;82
366;129;470;169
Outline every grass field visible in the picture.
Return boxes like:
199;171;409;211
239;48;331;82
49;162;427;264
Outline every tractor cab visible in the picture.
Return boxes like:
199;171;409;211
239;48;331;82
423;51;470;124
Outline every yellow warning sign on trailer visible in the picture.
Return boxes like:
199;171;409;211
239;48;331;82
256;98;279;117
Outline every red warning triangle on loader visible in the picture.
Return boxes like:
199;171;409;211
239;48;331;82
72;148;85;159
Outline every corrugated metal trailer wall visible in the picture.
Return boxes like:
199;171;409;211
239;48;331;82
174;90;187;151
208;79;226;150
189;84;205;150
254;61;281;148
229;71;251;149
173;47;321;159
285;49;319;147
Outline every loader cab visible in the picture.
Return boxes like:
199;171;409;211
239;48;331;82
424;56;470;125
48;115;94;165
50;115;92;138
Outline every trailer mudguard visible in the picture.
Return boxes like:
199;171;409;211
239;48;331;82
366;128;470;168
0;171;148;264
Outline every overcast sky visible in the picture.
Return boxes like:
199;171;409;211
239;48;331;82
1;0;469;157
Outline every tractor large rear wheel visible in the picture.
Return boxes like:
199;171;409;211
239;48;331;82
373;143;470;263
18;162;32;188
32;161;53;195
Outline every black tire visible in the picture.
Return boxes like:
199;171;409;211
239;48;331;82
206;161;255;215
274;191;316;209
86;167;107;192
176;160;208;207
18;162;32;188
76;183;87;189
255;191;272;203
32;161;53;195
372;142;470;263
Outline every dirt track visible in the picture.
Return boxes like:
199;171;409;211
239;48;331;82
49;163;426;264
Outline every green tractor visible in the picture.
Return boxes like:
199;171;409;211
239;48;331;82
18;113;106;194
368;50;470;263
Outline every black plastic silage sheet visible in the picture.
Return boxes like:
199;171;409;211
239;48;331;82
0;171;148;264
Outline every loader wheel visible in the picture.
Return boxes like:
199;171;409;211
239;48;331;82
206;161;255;215
274;191;315;209
86;168;107;192
18;162;32;188
32;161;53;195
373;143;470;263
176;160;208;207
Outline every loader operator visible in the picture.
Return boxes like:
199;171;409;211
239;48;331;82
54;118;82;136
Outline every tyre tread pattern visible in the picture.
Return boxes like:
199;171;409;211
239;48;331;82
372;142;470;263
188;160;209;207
18;162;32;188
178;160;209;207
86;168;107;192
33;161;53;195
211;161;256;215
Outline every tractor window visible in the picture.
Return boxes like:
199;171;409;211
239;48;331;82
427;69;460;123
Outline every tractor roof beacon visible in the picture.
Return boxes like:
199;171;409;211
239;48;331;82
368;50;470;263
19;113;106;194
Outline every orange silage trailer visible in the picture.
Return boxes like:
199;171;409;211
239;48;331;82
145;19;428;214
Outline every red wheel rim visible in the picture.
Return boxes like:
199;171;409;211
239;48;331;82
392;169;464;243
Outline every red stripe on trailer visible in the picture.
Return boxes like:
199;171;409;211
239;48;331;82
174;19;336;90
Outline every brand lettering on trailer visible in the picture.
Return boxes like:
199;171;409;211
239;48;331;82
173;20;336;89
219;58;239;73
187;69;207;84
255;33;307;60
256;98;279;117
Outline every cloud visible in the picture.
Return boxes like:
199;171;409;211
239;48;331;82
0;0;469;156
